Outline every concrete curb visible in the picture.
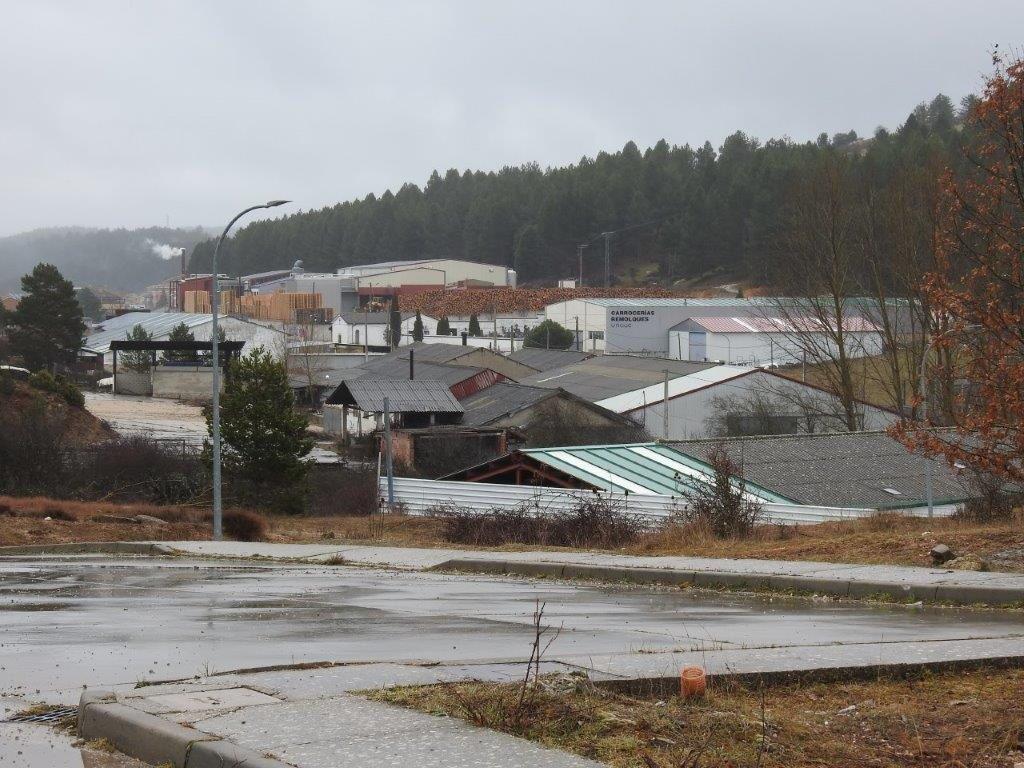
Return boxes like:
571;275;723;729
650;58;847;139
0;542;174;557
438;558;1024;606
593;653;1024;697
78;689;290;768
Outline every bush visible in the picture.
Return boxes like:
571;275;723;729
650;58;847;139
433;496;642;548
29;370;84;407
0;398;72;495
222;509;267;541
0;373;13;396
676;445;762;538
523;319;574;350
82;437;206;504
308;465;378;516
954;470;1024;522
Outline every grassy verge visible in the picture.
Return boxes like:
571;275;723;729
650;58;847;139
369;667;1024;767
3;495;1021;575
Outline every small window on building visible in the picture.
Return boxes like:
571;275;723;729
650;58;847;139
882;487;902;496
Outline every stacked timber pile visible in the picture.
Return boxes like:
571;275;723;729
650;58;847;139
240;292;329;323
183;290;330;323
402;287;697;317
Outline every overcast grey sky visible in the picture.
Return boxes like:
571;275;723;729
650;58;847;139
1;1;1020;237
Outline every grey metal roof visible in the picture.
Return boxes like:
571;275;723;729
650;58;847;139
457;382;558;426
668;431;975;510
377;342;476;365
507;348;594;372
355;357;488;386
520;355;717;402
82;312;211;354
327;378;464;413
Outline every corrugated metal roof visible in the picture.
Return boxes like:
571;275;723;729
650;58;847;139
507;348;594;371
676;316;880;334
357;357;486;386
519;443;791;501
82;312;212;354
669;431;974;509
595;365;754;413
328;378;464;413
520;356;717;402
458;382;557;426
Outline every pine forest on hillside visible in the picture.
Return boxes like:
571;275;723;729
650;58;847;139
189;94;968;289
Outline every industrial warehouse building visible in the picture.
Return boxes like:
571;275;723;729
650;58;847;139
81;311;287;370
250;259;514;317
543;297;884;359
668;315;883;365
593;365;898;440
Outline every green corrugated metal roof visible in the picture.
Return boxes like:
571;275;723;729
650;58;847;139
519;443;794;503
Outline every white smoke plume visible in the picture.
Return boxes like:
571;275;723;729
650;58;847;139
145;238;184;260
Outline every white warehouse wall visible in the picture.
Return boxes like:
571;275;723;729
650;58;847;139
622;370;897;440
670;330;884;365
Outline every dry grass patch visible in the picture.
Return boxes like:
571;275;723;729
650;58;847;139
633;511;1024;572
370;667;1024;767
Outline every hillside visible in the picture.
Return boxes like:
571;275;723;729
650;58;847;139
0;379;116;445
187;94;966;287
0;226;210;295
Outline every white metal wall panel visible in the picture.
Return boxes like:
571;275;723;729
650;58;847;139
377;477;955;525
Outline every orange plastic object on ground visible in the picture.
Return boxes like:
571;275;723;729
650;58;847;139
680;665;707;699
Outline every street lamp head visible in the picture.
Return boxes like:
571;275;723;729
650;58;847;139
265;199;290;208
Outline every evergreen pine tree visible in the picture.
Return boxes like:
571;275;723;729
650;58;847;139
165;322;197;363
468;314;482;337
436;316;451;336
121;324;154;372
10;263;85;371
412;310;424;342
209;346;313;513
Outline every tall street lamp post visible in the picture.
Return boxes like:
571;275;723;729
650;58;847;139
210;200;290;540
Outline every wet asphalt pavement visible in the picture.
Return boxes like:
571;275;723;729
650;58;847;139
3;556;1024;704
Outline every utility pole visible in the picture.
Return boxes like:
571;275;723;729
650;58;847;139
364;283;371;362
602;232;611;289
383;396;394;505
662;369;670;440
577;243;588;286
492;298;498;350
575;317;580;352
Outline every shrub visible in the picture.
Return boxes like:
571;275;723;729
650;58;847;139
308;465;378;516
222;509;267;541
676;445;762;538
29;370;84;407
0;398;72;495
954;470;1024;522
42;505;76;521
82;437;206;504
433;496;642;548
0;373;13;396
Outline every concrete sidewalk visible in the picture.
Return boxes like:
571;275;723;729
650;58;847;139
133;540;1024;605
80;667;605;768
6;539;1024;604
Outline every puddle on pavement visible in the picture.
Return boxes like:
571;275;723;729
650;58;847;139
0;722;147;768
